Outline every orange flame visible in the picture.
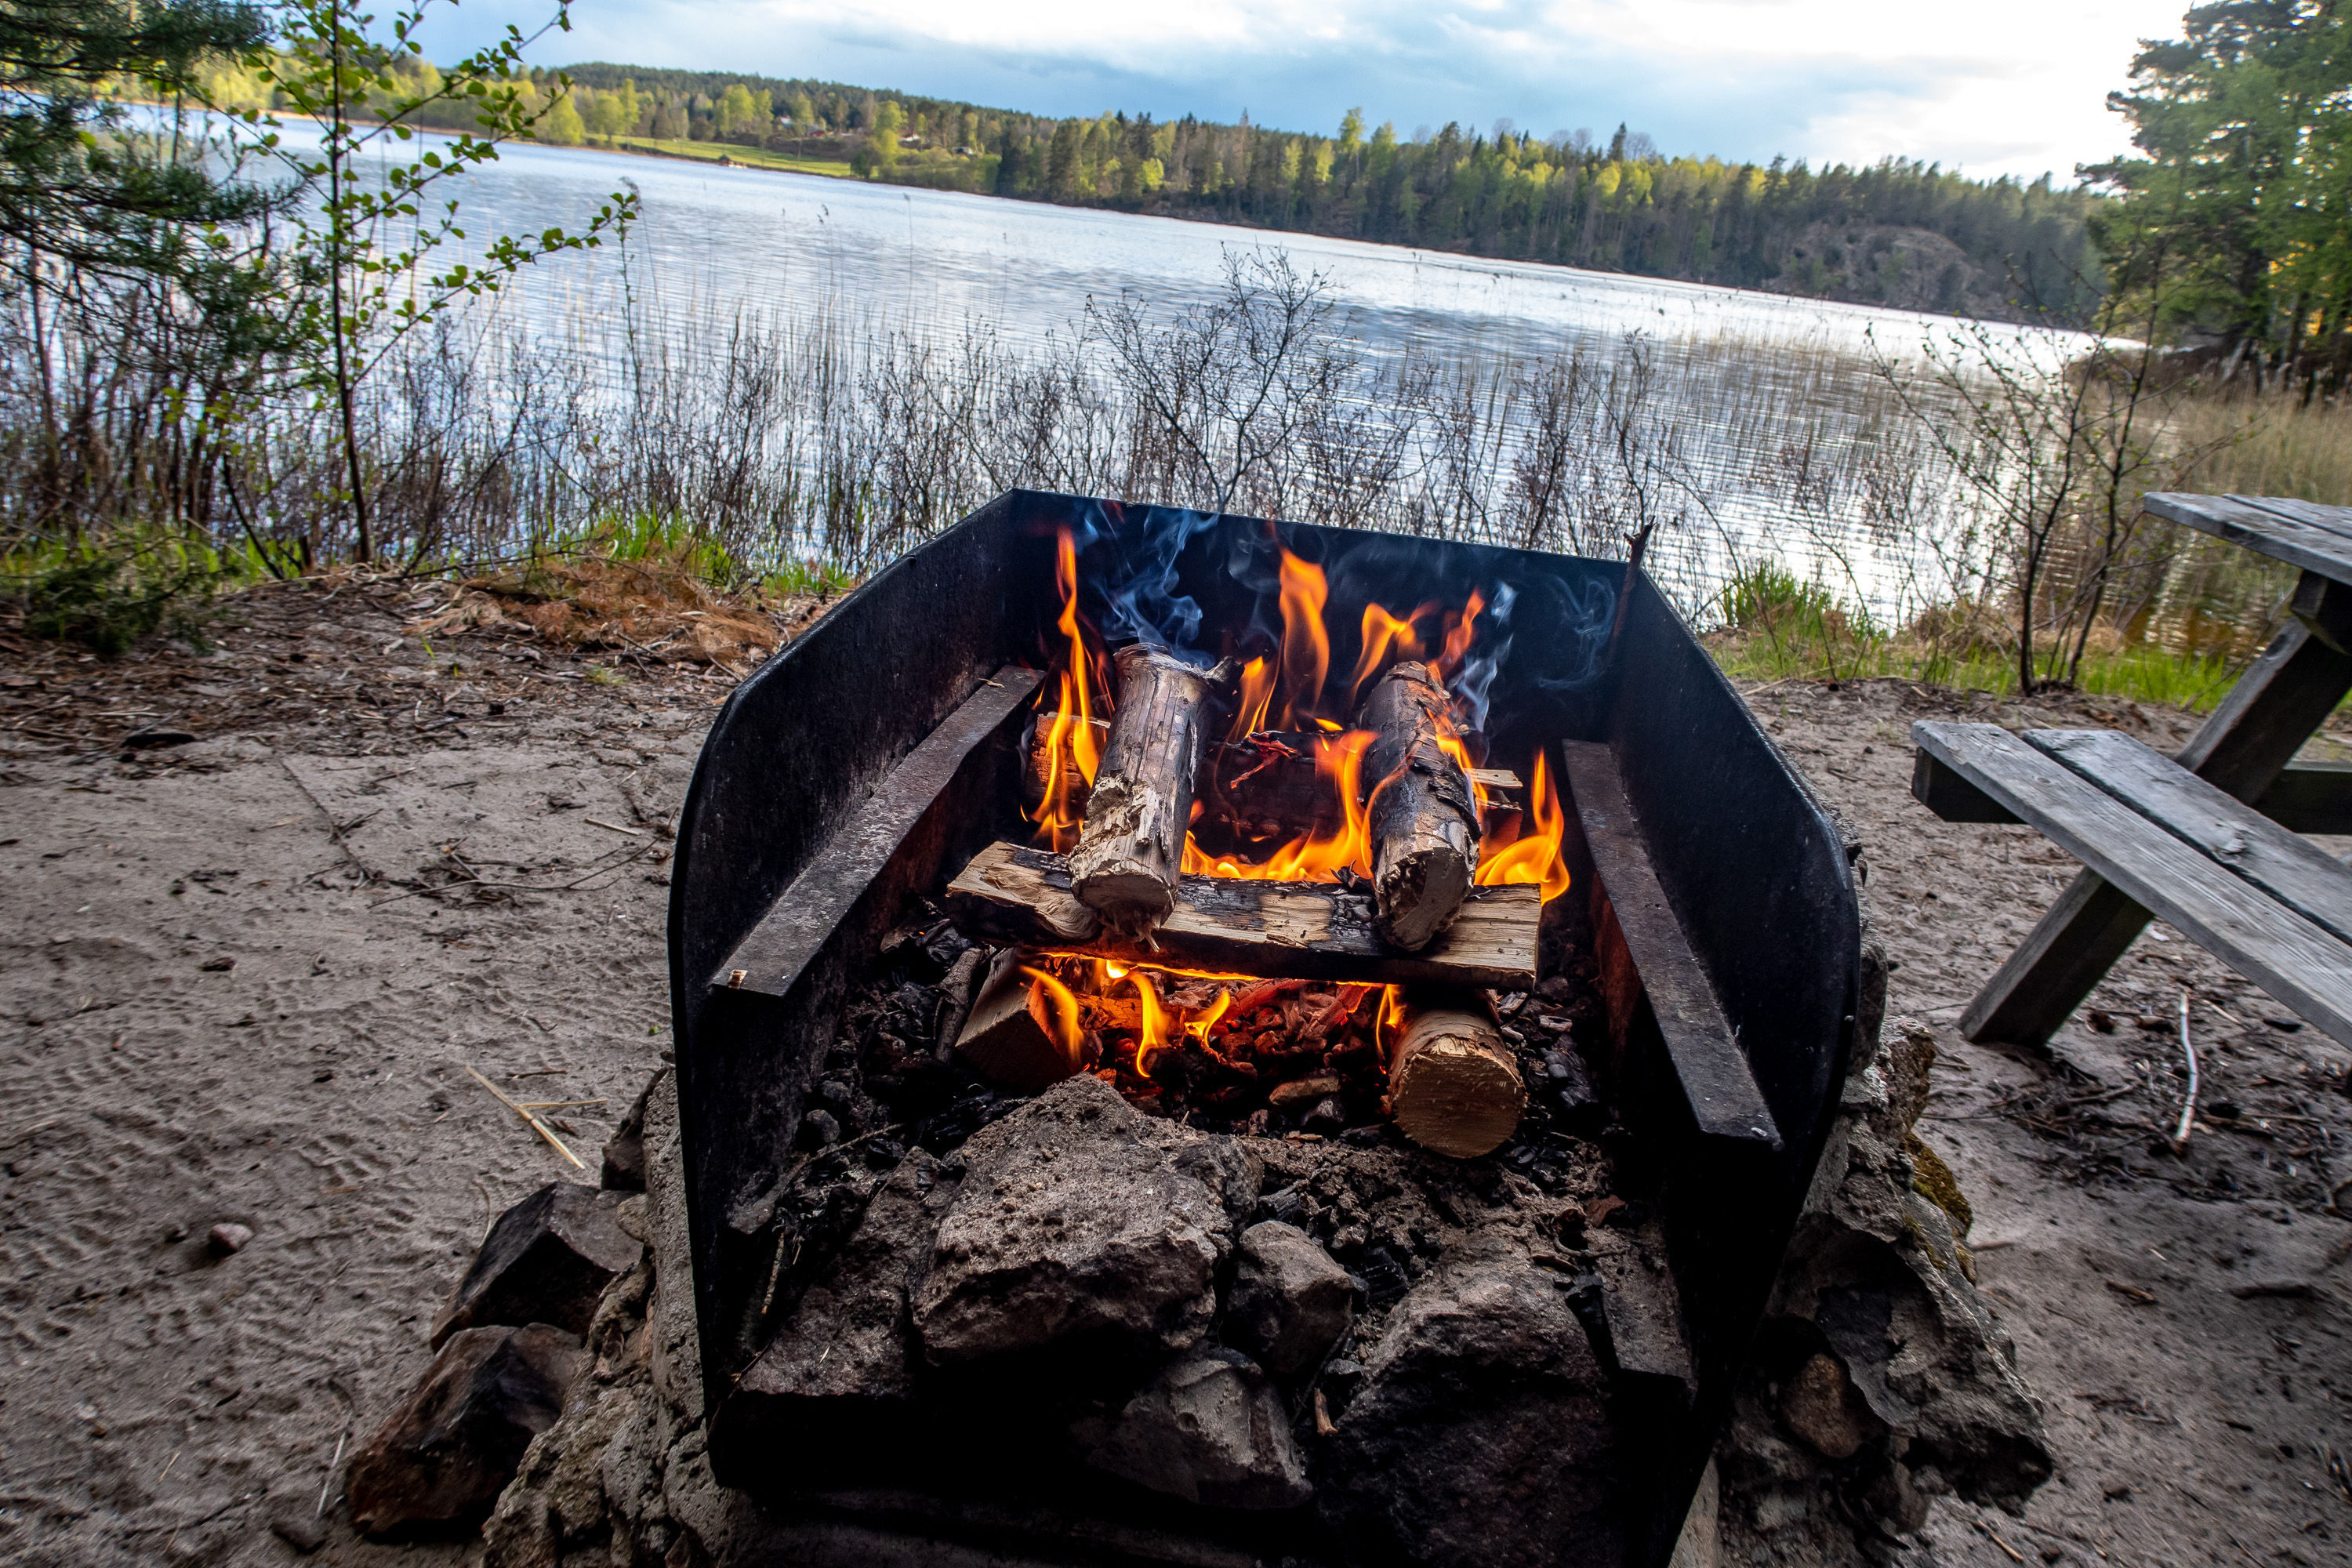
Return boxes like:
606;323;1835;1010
1276;550;1329;731
1031;529;1108;851
1022;966;1087;1072
1347;602;1425;709
1475;751;1572;902
1185;728;1375;881
1128;971;1170;1078
1231;655;1275;739
1431;586;1486;684
1188;989;1232;1041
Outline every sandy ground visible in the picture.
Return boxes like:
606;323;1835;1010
2;583;2349;1566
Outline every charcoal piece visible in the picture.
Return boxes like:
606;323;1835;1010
1301;1097;1346;1136
913;1074;1258;1366
347;1324;585;1537
430;1183;643;1349
1070;1351;1312;1510
1256;1184;1306;1226
1226;1221;1354;1375
1319;1240;1622;1566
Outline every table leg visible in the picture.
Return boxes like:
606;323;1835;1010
1962;586;2352;1047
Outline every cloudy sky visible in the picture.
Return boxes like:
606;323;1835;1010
441;0;2190;181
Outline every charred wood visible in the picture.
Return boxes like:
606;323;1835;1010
1359;662;1482;951
1069;647;1232;935
946;840;1540;989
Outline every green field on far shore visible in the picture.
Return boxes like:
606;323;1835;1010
604;136;856;178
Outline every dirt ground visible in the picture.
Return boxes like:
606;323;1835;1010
2;579;2350;1566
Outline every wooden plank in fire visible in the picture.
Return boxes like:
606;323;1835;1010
945;840;1540;989
1558;741;1780;1150
710;666;1044;997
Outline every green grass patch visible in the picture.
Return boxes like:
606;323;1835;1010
4;530;263;655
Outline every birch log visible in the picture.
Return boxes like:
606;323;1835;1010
1385;989;1526;1158
1358;661;1482;950
1069;646;1229;935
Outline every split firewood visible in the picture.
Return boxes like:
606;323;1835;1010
953;948;1085;1094
1385;989;1526;1158
946;840;1541;989
1069;647;1234;935
1357;661;1482;951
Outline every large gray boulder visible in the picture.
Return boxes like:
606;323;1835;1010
1225;1221;1354;1376
1319;1239;1624;1566
913;1074;1260;1365
1072;1351;1312;1510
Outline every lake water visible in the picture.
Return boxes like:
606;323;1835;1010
321;129;2083;617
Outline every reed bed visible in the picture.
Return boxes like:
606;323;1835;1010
0;245;2332;706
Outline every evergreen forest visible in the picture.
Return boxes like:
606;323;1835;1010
546;63;2108;326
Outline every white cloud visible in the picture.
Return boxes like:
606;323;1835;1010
427;0;2189;180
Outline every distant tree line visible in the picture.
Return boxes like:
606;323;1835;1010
557;63;2107;325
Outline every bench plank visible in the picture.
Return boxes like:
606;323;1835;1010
2027;730;2352;947
2144;493;2352;586
1914;721;2352;1047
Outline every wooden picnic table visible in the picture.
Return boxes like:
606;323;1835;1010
1912;492;2352;1048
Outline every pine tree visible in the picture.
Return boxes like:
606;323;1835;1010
0;0;274;278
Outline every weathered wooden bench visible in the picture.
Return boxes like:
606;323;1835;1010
1913;723;2352;1047
1911;492;2352;1050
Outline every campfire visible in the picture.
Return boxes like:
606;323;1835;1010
945;526;1572;1157
666;493;1861;1567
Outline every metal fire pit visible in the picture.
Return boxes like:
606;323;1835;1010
669;491;1861;1564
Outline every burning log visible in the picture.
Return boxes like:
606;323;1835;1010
1027;717;1520;853
1359;662;1482;951
946;841;1541;989
1385;989;1526;1158
1069;646;1233;936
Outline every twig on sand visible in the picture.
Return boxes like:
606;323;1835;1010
281;759;375;883
2170;989;2198;1153
1974;1517;2026;1563
317;1429;347;1519
463;1063;585;1168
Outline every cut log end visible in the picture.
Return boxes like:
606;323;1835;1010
955;949;1083;1094
1388;1000;1525;1158
1374;843;1475;950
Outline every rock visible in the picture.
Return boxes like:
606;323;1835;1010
1269;1073;1341;1111
799;1108;841;1148
1778;1352;1881;1460
913;1073;1259;1366
267;1510;327;1553
1588;1218;1696;1401
1320;1240;1622;1566
431;1183;644;1349
713;1151;964;1467
1225;1221;1353;1376
206;1221;252;1255
1715;1013;2052;1563
347;1324;586;1537
1072;1351;1312;1510
601;1076;654;1192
